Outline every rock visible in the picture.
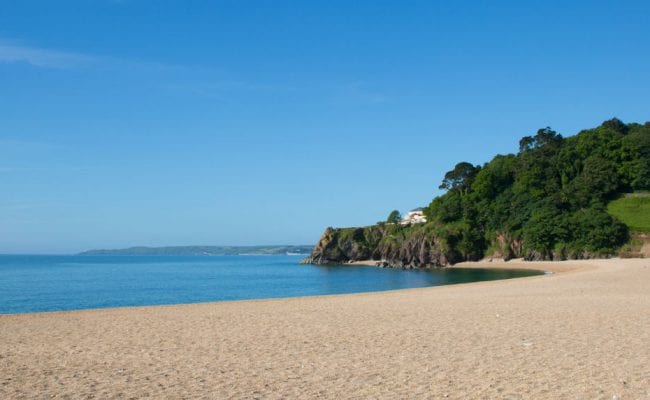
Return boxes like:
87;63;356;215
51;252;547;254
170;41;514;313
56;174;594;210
301;225;461;269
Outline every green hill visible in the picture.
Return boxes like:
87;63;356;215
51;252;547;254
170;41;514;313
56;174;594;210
607;195;650;233
304;119;650;267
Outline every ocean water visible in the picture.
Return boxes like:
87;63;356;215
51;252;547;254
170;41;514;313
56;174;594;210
0;255;542;314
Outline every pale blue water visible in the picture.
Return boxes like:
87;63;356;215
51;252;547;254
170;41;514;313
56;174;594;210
0;255;542;314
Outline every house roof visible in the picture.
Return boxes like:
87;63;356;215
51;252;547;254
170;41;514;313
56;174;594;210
410;207;425;212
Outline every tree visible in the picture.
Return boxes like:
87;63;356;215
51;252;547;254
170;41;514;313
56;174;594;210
519;136;535;153
534;127;563;148
427;193;462;222
384;120;642;263
601;118;628;134
386;210;401;224
569;206;628;254
471;155;516;199
519;127;563;153
439;162;479;194
622;124;650;190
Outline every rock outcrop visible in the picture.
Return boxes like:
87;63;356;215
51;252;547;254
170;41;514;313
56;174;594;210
301;224;622;269
300;225;464;269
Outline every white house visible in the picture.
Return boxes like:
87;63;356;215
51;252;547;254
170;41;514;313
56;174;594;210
400;207;427;225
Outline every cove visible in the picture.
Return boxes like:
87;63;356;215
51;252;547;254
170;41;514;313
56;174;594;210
0;255;544;314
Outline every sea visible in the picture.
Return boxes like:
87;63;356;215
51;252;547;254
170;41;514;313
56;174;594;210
0;255;542;314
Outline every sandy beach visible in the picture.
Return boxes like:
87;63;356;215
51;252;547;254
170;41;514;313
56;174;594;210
1;258;649;399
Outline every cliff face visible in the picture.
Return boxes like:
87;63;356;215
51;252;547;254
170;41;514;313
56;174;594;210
301;225;464;268
301;224;619;269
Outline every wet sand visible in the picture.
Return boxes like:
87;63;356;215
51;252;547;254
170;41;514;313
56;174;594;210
1;258;649;399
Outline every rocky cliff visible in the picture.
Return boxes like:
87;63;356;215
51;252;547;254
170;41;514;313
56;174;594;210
300;224;465;269
301;223;621;269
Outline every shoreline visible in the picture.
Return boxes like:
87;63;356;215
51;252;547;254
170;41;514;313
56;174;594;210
0;258;611;318
2;258;649;398
345;257;592;274
3;258;566;317
0;259;568;319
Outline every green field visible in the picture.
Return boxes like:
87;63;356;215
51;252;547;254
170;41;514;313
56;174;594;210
607;195;650;233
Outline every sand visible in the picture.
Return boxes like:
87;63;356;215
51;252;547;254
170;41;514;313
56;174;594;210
1;258;649;399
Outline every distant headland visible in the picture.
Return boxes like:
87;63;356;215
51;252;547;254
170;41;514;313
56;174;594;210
79;245;314;256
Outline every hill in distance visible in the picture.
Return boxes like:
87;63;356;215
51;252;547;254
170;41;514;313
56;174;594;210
79;245;314;256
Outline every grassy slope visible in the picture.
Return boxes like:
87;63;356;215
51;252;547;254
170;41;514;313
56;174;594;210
607;195;650;233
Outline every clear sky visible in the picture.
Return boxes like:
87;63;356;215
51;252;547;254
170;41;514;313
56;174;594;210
1;0;649;253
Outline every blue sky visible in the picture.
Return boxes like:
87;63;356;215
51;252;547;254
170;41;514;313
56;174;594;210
1;0;649;253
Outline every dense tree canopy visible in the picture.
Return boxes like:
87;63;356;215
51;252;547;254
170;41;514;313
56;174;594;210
438;162;480;194
422;118;650;260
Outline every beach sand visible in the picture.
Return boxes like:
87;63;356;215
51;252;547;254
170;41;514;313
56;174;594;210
1;258;649;399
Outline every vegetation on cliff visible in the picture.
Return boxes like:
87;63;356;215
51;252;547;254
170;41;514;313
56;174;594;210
607;195;650;233
304;119;650;267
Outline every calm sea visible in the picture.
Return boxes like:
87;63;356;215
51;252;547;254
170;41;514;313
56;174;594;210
0;255;542;314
